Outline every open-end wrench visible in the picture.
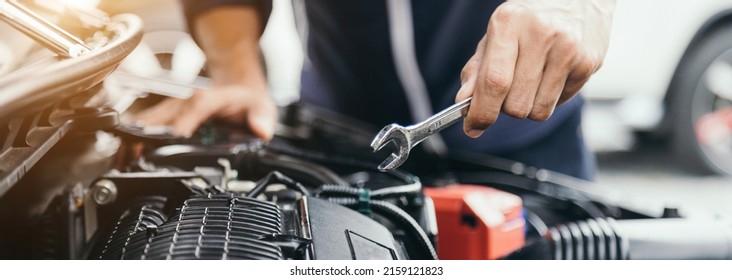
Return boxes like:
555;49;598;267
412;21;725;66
370;97;472;171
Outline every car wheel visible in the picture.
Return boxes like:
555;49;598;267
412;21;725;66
669;25;732;175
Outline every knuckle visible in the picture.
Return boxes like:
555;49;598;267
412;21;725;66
557;92;575;105
556;42;580;63
492;3;522;23
574;58;598;79
528;109;553;121
188;91;206;103
563;84;581;96
503;100;531;119
551;28;569;41
481;71;512;94
562;36;581;50
529;99;556;121
188;95;205;109
534;96;556;109
461;63;478;82
488;3;526;35
526;12;566;43
530;18;554;39
564;79;589;97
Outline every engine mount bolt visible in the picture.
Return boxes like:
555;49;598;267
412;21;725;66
92;179;118;205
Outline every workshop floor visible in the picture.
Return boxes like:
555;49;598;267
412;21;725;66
596;143;732;217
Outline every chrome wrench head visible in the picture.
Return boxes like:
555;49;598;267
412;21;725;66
370;98;472;172
370;124;412;171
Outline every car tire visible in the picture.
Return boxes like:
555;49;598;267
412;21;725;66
669;24;732;175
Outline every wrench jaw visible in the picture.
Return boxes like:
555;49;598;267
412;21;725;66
371;98;472;171
370;124;411;171
377;150;409;171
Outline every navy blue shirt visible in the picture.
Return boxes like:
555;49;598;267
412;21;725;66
181;0;583;155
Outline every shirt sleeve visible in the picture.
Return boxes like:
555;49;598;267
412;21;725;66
180;0;273;35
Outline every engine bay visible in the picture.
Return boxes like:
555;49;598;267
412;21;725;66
2;4;732;261
4;96;732;260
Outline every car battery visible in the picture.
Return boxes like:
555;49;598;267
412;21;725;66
424;184;525;260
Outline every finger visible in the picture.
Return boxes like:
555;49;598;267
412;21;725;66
464;12;519;138
558;54;597;103
559;75;589;105
501;36;549;119
529;43;576;121
246;97;278;141
171;107;212;137
170;94;218;137
559;60;595;105
456;37;487;102
456;72;478;103
134;98;183;126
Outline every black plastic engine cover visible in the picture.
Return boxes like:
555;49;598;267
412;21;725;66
95;195;284;260
95;194;406;260
302;197;403;260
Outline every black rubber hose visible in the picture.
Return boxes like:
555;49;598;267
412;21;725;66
247;171;311;198
327;197;438;260
265;140;415;184
319;184;360;196
326;197;359;205
371;200;438;260
455;171;618;218
318;183;421;199
524;209;548;237
370;182;421;199
242;151;349;186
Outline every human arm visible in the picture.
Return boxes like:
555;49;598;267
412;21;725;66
135;4;277;140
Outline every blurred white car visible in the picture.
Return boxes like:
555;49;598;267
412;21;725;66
583;0;732;175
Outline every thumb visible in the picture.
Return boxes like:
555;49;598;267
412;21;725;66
246;98;277;141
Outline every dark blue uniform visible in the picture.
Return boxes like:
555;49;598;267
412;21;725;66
181;0;596;180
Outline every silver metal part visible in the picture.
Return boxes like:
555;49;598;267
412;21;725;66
371;97;472;171
91;179;117;205
217;158;238;190
298;197;314;260
0;0;91;57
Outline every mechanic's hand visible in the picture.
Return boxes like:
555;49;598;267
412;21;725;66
134;84;277;140
456;0;615;138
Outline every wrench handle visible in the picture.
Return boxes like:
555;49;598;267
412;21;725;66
408;97;472;145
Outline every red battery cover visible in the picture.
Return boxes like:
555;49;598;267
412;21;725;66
424;184;525;260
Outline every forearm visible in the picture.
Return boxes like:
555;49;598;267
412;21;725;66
193;6;267;91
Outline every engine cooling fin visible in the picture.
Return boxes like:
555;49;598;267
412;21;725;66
96;195;284;260
545;217;629;260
